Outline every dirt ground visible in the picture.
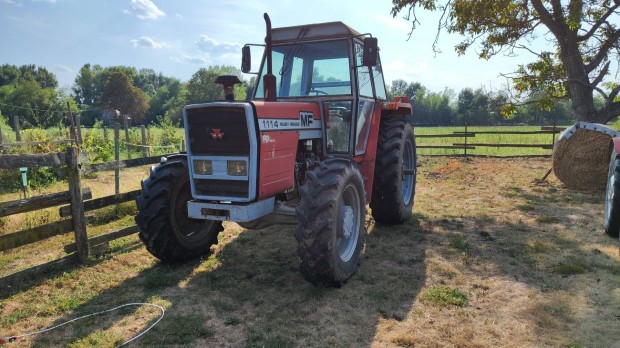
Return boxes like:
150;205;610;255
0;157;619;347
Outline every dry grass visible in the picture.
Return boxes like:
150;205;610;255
0;157;619;347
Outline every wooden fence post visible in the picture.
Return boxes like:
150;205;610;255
464;122;469;157
141;125;148;157
103;126;108;142
75;114;83;146
13;115;21;142
114;123;120;214
0;125;6;155
123;115;130;143
66;146;89;262
67;102;77;144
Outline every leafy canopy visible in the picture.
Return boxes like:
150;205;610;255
391;0;620;123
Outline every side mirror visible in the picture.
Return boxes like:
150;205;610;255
362;37;378;67
241;45;251;73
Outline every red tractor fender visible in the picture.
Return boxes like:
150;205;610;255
612;137;620;155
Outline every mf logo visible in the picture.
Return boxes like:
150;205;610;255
300;112;314;127
210;128;224;140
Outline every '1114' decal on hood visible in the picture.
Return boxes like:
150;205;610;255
259;112;322;131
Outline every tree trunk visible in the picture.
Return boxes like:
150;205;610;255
560;39;602;123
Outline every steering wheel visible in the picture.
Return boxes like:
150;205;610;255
307;89;328;96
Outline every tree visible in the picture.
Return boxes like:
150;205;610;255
99;71;149;124
186;66;244;104
391;0;620;123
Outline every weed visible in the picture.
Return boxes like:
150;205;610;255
517;204;535;212
536;215;561;224
224;316;240;326
552;257;590;276
420;286;468;307
141;314;213;345
447;233;471;253
526;241;554;254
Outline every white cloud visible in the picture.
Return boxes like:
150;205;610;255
130;36;167;49
2;0;20;5
129;0;165;20
174;54;210;65
195;34;241;52
54;64;73;73
32;0;57;3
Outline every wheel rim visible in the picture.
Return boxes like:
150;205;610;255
337;183;361;263
401;138;416;206
605;170;615;225
172;179;215;243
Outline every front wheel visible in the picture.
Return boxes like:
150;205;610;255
295;159;366;286
370;116;417;224
604;149;620;238
135;155;223;262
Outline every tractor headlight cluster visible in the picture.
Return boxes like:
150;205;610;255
193;160;213;175
227;160;247;176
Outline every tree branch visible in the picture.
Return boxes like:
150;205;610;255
585;28;620;73
530;0;563;37
591;61;610;88
610;85;620;101
577;3;620;41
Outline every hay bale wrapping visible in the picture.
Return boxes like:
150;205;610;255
552;123;617;191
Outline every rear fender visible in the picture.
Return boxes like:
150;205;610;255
613;137;620;155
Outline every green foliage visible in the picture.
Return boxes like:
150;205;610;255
186;65;245;104
82;120;114;162
99;71;149;124
420;286;469;307
155;115;183;147
390;0;620;123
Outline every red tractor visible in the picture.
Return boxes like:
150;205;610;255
135;14;416;286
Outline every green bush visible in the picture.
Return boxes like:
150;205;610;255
82;120;114;162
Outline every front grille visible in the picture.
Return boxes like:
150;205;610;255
186;106;250;156
194;179;249;198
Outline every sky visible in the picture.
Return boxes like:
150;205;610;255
0;0;533;94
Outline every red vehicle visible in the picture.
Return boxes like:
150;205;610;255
135;14;416;286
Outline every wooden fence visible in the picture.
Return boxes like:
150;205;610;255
414;125;565;156
0;146;165;288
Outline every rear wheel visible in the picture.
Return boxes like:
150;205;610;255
135;155;223;262
295;159;366;286
604;149;620;238
370;116;417;224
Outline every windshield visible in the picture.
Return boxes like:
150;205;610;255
255;39;352;98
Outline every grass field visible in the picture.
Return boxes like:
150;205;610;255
414;125;564;157
0;124;566;159
0;157;618;347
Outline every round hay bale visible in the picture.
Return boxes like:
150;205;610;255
552;127;613;190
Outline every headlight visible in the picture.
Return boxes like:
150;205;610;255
193;160;213;175
227;160;247;176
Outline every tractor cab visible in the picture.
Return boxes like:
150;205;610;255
243;21;388;156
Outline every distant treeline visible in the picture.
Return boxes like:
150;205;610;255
0;63;588;130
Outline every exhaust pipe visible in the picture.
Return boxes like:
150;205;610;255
263;13;276;102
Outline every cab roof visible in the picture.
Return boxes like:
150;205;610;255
271;21;364;44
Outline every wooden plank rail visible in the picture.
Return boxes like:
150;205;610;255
59;189;141;217
0;188;92;218
82;155;163;174
0;219;74;252
453;143;554;149
64;225;139;253
418;145;476;149
416;133;475;138
0;152;66;169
